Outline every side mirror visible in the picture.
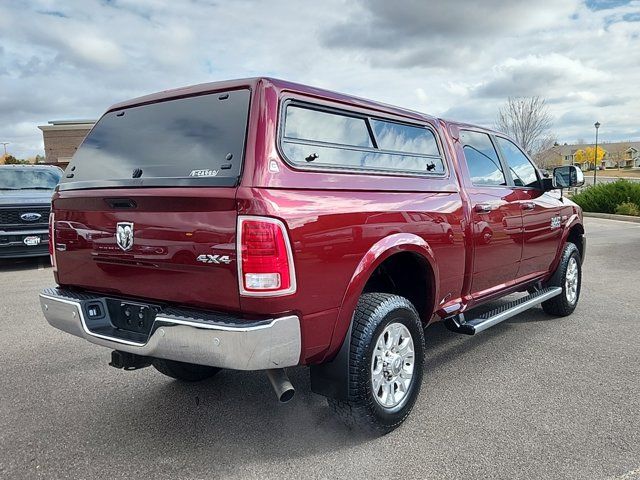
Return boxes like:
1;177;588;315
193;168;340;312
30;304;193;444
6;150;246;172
552;165;585;189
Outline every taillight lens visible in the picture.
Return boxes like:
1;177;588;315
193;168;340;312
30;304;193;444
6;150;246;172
238;216;296;296
48;212;56;269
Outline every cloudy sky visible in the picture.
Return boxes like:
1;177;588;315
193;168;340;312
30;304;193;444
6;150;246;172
1;0;639;158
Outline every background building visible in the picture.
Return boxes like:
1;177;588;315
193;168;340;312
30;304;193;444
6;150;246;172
37;119;95;168
537;141;640;170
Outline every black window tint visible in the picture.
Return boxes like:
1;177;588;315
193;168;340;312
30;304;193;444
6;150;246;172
370;119;439;156
284;106;372;147
63;89;250;185
496;137;539;188
460;130;506;186
282;142;443;174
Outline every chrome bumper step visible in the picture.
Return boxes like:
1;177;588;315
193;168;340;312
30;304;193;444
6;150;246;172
444;287;562;335
40;287;301;370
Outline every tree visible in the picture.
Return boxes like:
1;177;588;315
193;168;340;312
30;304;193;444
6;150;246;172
573;146;605;169
532;136;563;170
534;145;563;169
605;144;630;170
496;96;553;158
532;134;561;168
1;154;29;165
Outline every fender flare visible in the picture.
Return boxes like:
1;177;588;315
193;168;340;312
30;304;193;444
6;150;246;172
310;233;438;400
549;214;584;274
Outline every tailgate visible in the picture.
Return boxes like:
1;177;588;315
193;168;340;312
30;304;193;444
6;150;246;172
50;86;252;311
53;188;239;311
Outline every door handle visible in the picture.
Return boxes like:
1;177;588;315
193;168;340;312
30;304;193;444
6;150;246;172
474;203;495;213
521;202;536;211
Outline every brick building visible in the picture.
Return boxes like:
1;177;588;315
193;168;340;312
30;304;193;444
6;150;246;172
38;119;96;168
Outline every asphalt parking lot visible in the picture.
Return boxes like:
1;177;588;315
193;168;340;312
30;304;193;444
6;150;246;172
1;217;638;480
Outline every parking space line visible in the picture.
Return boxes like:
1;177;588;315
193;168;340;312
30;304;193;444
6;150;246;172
610;467;640;480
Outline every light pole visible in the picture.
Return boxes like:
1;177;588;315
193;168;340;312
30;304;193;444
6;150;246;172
0;142;8;157
593;122;600;185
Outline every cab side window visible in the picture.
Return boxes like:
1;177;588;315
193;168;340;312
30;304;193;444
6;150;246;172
460;130;506;186
495;137;539;188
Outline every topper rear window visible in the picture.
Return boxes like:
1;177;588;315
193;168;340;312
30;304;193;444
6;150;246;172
60;89;250;190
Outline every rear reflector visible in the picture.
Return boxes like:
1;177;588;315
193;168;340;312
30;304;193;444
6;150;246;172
48;212;57;270
238;216;296;296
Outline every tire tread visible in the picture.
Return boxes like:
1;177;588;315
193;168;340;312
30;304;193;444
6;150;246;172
542;242;581;316
328;293;425;435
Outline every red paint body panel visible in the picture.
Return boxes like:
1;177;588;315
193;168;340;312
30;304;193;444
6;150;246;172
53;187;240;311
51;77;584;366
236;187;465;362
517;189;568;276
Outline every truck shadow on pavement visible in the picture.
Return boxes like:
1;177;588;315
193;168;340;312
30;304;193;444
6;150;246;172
76;302;554;467
0;256;50;272
81;363;367;466
423;305;556;372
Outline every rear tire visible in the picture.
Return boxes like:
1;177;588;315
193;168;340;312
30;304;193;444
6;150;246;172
328;293;425;435
152;358;221;382
542;242;582;316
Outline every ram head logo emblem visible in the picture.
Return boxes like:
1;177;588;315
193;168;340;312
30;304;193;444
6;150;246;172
115;222;134;252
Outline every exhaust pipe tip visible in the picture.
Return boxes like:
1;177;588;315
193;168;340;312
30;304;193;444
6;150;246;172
266;368;295;403
278;387;295;403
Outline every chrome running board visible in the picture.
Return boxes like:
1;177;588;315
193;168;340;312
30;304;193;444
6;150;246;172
444;287;562;335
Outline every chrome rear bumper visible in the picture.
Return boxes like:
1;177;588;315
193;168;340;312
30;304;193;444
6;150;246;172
39;288;301;371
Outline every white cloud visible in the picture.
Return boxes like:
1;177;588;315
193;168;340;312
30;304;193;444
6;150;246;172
0;0;639;158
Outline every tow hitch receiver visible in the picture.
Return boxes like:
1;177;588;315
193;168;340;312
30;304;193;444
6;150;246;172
109;350;152;370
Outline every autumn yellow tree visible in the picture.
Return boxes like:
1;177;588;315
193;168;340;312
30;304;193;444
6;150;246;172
573;146;606;169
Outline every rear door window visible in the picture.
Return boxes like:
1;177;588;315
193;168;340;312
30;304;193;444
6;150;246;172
460;130;506;186
281;104;445;175
61;89;251;189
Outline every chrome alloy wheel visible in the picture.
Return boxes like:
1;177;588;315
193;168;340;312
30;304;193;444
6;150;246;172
370;322;415;409
565;256;579;304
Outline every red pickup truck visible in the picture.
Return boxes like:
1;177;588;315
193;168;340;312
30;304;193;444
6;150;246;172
40;77;585;434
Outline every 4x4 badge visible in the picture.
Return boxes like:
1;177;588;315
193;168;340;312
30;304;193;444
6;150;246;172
116;222;134;251
196;254;232;264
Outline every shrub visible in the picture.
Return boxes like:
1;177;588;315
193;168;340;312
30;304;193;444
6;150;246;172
615;202;640;216
1;154;29;165
571;180;640;214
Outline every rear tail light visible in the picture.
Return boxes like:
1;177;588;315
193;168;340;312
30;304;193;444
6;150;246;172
238;216;296;296
48;212;57;269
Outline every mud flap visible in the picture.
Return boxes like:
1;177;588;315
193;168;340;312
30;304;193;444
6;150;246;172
309;323;352;400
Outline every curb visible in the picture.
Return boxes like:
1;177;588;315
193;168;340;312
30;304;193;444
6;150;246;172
583;212;640;223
